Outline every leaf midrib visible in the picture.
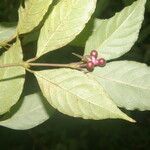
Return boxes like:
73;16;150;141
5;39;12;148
92;73;150;91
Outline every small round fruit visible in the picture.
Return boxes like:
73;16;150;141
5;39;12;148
91;56;98;65
87;61;94;71
90;50;98;58
97;58;106;67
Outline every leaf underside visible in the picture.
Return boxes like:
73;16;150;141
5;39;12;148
85;0;146;60
0;39;25;115
18;0;53;34
92;61;150;111
0;22;17;47
37;0;97;57
35;69;135;122
0;93;54;130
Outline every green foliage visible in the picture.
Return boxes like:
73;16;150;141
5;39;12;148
0;39;25;115
35;69;134;122
17;0;53;34
0;92;54;130
0;22;17;47
37;0;97;57
91;61;150;111
84;0;146;60
0;0;149;130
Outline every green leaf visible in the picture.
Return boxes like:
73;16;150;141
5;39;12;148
37;0;97;58
0;93;54;130
0;22;17;47
0;39;25;115
85;0;146;60
35;69;135;122
18;0;53;34
91;61;150;111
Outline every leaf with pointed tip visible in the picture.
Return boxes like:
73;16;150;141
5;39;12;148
18;0;53;34
37;0;97;57
85;0;146;60
35;69;135;122
91;61;150;111
0;39;25;115
0;22;17;47
0;93;54;130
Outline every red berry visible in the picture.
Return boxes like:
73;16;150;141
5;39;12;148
90;50;98;58
91;56;98;65
87;61;94;71
97;58;106;67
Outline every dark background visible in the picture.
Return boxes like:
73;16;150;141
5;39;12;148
0;0;150;150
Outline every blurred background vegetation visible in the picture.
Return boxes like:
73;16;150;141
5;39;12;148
0;0;150;149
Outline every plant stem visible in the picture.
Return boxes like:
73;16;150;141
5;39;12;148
28;62;81;69
72;53;82;59
29;63;68;67
0;61;83;71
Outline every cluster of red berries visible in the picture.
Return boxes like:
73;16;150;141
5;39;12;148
84;50;106;71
